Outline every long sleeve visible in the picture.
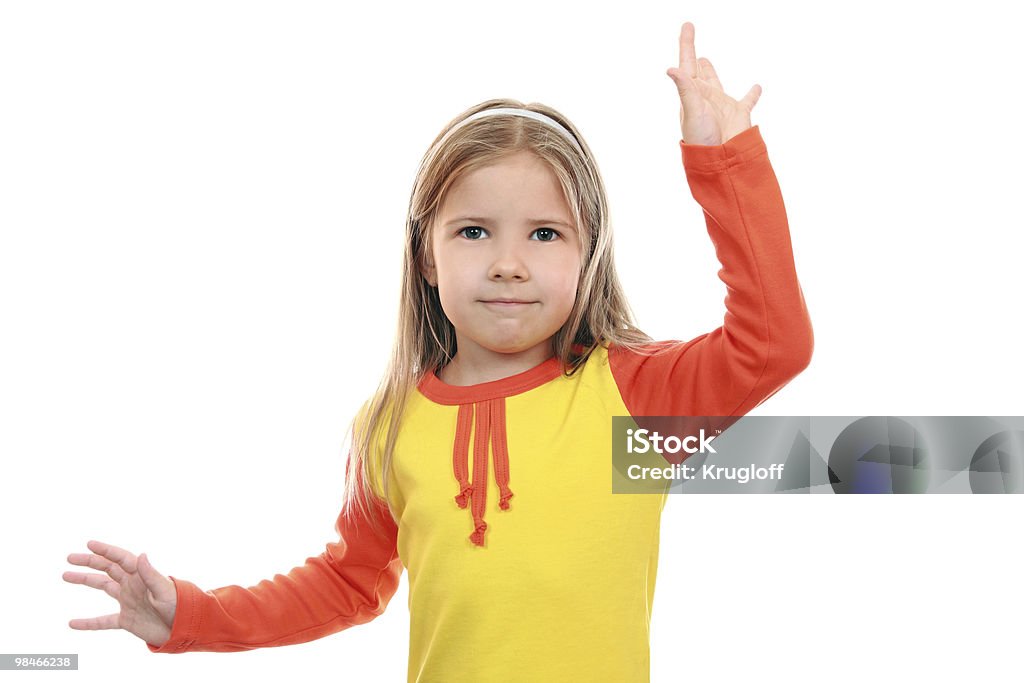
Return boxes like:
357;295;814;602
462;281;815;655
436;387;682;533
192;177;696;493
146;454;402;653
609;125;813;417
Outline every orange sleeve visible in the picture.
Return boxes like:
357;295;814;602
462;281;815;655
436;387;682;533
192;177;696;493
146;455;402;653
609;125;814;417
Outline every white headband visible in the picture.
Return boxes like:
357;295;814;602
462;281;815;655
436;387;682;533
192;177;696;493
441;106;584;154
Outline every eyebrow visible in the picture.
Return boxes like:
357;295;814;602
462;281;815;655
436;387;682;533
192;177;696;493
445;216;575;229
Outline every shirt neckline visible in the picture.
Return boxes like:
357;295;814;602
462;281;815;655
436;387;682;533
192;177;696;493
417;354;564;405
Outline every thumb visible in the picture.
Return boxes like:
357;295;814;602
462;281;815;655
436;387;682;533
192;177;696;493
137;553;174;600
739;83;763;112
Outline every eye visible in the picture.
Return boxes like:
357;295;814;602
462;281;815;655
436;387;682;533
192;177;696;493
531;228;561;242
457;226;488;240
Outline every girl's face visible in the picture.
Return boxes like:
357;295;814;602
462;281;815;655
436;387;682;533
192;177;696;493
425;150;582;369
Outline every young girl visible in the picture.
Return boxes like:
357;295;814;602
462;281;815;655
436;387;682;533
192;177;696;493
64;21;813;682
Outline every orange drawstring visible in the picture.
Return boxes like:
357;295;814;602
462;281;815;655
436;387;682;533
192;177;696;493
452;398;514;547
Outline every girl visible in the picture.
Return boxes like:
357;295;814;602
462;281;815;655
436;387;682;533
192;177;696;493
64;21;813;682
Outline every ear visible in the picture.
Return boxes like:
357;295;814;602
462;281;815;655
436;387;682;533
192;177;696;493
419;253;437;288
418;220;439;287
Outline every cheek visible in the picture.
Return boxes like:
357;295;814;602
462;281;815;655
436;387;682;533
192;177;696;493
436;267;473;299
547;254;583;307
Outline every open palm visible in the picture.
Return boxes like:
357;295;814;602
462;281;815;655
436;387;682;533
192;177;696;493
63;540;177;647
666;22;761;146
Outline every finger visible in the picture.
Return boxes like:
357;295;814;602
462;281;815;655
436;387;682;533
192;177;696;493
66;551;128;583
62;570;122;599
698;57;724;92
677;22;699;79
87;539;139;575
739;83;762;112
666;68;706;117
68;613;121;631
137;553;175;602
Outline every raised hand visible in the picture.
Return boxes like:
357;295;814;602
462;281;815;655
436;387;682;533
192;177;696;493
63;540;177;648
666;22;761;146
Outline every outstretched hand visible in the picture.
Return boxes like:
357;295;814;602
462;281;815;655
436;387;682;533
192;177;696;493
63;540;177;648
666;22;761;146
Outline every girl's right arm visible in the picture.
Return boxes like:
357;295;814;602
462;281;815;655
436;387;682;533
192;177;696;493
65;453;403;653
151;454;401;653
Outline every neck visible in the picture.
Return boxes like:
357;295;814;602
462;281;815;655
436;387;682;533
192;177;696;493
438;343;555;387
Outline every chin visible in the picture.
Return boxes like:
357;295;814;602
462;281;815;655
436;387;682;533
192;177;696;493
481;337;538;355
484;343;529;355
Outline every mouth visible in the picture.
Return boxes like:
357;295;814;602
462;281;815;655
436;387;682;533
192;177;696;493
480;299;536;306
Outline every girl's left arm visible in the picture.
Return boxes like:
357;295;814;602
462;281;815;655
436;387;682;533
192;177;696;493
609;124;813;418
608;21;812;418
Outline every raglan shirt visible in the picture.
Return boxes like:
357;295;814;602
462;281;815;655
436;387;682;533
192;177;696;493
147;124;814;682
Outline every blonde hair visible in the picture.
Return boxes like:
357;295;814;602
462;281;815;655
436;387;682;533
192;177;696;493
341;97;657;536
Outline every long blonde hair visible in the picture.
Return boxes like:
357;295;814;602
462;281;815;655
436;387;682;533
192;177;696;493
341;98;657;536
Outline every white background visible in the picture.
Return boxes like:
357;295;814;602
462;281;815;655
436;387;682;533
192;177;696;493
2;1;1022;681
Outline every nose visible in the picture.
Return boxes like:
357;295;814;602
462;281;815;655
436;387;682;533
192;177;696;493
487;241;529;281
